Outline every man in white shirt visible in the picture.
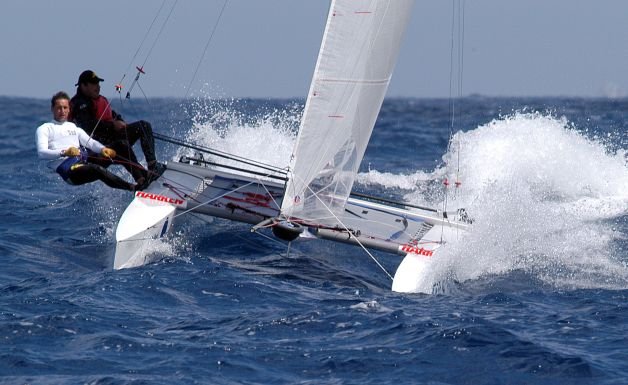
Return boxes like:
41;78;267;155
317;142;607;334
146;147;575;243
36;91;137;191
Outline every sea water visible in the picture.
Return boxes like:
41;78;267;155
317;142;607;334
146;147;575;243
1;96;626;384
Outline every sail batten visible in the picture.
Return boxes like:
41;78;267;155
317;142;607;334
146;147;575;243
281;0;415;224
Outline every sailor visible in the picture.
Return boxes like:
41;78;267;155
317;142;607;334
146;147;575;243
70;70;163;189
36;91;137;191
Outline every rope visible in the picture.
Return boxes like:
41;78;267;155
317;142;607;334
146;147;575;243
153;132;287;176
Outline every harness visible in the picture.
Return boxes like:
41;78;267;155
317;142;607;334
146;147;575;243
55;148;88;184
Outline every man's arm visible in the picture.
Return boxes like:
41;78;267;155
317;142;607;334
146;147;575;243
76;125;105;154
35;124;63;159
112;108;124;122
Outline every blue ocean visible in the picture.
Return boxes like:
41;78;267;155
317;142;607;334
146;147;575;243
1;95;627;384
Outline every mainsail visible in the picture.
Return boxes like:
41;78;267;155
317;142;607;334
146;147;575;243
281;0;415;224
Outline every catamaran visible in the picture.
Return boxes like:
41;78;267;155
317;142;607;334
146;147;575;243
114;0;470;294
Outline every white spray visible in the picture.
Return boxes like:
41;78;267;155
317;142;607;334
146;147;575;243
401;112;627;290
181;103;628;290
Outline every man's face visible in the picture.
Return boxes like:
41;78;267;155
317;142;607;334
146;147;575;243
52;98;70;122
81;81;101;99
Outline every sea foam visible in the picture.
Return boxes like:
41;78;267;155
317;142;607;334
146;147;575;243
420;112;628;291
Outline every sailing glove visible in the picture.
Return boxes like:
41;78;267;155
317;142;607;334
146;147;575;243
63;147;80;157
101;148;117;158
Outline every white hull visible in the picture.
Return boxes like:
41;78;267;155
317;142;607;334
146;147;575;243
114;201;176;269
114;160;468;293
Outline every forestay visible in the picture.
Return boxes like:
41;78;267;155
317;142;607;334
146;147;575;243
281;0;415;224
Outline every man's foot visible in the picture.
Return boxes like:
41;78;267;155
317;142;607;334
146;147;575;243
134;177;147;191
146;161;166;186
148;160;166;173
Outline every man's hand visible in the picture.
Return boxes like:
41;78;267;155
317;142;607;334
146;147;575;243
113;120;127;131
62;146;80;157
101;147;117;158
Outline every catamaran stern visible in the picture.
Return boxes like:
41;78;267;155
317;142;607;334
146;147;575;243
392;223;466;293
391;246;440;293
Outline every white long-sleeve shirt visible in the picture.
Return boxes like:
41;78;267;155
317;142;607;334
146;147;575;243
36;120;105;169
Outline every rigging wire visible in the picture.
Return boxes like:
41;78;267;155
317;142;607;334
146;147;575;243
445;0;465;165
444;0;466;155
93;1;176;176
456;0;466;191
113;0;179;106
116;0;169;95
438;0;466;242
140;1;178;72
283;174;395;281
108;0;232;166
153;132;288;175
184;0;230;99
441;0;466;241
123;0;179;103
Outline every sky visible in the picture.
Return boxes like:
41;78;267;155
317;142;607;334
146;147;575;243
1;0;627;99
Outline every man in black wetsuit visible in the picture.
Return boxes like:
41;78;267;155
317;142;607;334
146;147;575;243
70;70;163;188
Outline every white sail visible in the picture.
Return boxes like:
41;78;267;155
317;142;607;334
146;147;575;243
281;0;415;224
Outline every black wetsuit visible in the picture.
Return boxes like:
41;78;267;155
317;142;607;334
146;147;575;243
70;91;157;182
66;162;134;190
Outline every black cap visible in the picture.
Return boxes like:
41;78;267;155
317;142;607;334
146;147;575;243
75;70;104;86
